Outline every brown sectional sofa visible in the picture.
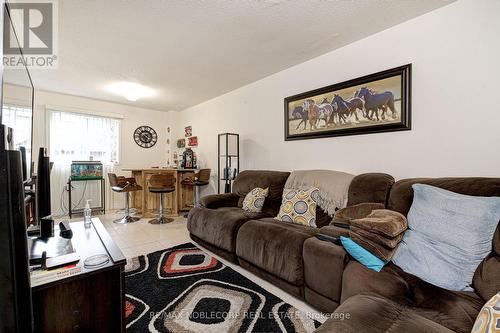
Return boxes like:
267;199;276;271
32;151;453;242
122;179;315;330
188;170;291;263
328;177;500;333
187;170;500;332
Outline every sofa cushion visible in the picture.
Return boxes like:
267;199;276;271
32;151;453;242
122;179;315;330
341;261;409;304
387;177;500;216
388;177;500;301
187;207;268;253
315;207;333;228
341;261;484;333
236;218;318;285
316;294;455;333
473;223;500;301
232;170;290;216
393;184;500;291
347;173;395;206
201;193;240;209
303;238;349;306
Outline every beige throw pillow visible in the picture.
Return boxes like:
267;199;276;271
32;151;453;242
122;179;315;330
242;187;269;213
277;187;320;227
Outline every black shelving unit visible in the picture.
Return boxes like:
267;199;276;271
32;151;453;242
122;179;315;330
218;133;240;194
67;177;105;218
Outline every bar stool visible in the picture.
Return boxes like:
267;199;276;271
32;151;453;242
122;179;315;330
148;173;176;224
182;169;211;208
108;173;142;224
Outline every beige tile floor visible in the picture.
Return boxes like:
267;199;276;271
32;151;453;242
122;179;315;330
97;211;327;323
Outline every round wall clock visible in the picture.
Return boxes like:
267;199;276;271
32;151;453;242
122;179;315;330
133;126;158;148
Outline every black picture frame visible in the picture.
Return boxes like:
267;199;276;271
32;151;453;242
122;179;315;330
284;64;411;141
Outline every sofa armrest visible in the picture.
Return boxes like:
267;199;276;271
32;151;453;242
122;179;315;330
320;225;350;238
201;193;240;209
303;237;350;305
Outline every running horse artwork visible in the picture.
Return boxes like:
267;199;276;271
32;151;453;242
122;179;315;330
356;87;397;121
331;95;365;122
291;106;308;130
302;99;333;129
284;64;411;140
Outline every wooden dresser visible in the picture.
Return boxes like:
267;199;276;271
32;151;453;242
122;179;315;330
31;218;126;332
123;168;196;217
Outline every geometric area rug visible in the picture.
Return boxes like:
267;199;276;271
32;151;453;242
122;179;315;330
124;243;321;333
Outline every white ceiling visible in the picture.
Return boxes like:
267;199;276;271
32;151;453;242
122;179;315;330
11;0;454;111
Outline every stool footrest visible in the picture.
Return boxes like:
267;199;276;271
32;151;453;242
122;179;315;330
114;216;140;224
149;217;174;224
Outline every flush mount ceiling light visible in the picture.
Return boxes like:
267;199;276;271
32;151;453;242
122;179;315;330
106;81;155;101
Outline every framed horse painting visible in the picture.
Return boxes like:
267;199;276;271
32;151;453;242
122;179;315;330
284;64;411;141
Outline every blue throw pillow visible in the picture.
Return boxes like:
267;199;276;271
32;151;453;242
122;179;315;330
340;236;387;272
392;184;500;291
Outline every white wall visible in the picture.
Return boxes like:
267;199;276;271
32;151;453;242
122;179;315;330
176;0;500;195
5;84;173;168
33;90;172;170
4;84;174;215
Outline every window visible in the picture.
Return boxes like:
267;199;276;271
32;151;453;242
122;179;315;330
49;110;120;165
2;103;32;166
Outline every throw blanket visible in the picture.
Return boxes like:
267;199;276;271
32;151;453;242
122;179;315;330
350;209;408;238
350;209;408;261
334;205;409;261
285;170;355;216
334;202;385;223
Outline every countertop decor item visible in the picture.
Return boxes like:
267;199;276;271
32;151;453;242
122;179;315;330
176;138;185;148
134;125;158;148
187;136;198;147
184;126;192;137
83;253;110;269
181;148;196;169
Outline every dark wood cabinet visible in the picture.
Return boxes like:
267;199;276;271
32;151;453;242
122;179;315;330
31;219;126;333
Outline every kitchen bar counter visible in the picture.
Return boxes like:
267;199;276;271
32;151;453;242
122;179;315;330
122;168;196;217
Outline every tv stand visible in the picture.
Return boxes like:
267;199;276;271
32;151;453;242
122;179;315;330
31;218;126;332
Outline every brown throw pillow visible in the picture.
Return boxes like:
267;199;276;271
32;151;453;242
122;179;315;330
349;231;397;261
320;225;350;238
350;226;404;249
334;202;385;224
350;209;408;238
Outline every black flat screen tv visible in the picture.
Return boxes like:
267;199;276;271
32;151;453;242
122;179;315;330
37;147;51;219
0;2;35;332
0;126;33;333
